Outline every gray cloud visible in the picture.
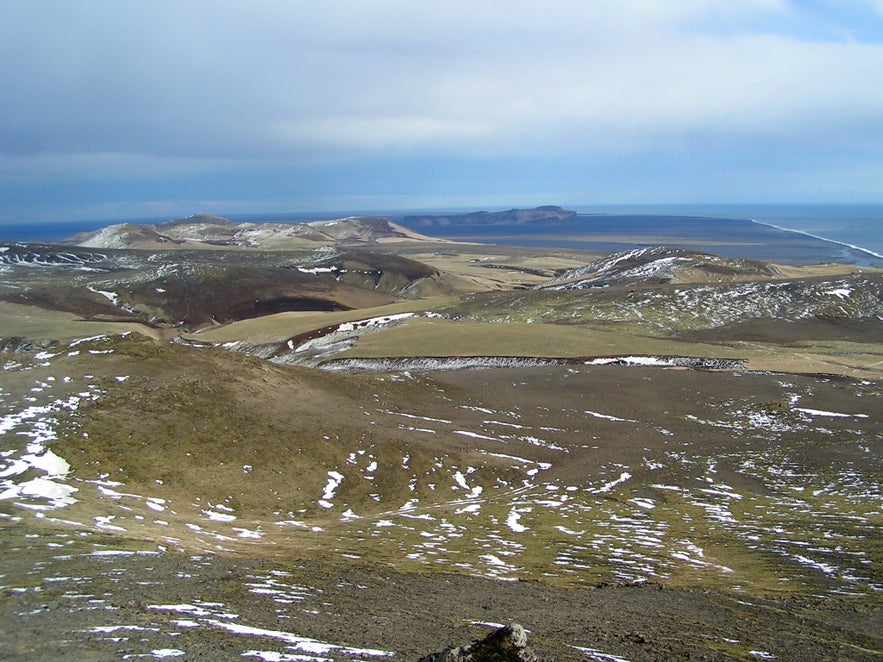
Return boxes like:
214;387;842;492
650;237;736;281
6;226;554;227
4;1;879;155
1;0;882;220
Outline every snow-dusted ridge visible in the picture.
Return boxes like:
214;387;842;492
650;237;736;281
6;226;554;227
539;246;781;290
61;213;428;250
0;242;109;270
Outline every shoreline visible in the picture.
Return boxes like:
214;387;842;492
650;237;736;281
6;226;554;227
749;218;883;262
3;212;883;269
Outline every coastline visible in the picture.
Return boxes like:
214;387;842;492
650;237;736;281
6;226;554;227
3;208;883;268
749;218;883;262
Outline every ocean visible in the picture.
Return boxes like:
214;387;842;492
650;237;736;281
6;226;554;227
581;204;883;259
395;204;883;267
2;204;882;267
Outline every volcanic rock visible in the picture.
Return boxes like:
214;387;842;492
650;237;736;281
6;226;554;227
418;623;541;662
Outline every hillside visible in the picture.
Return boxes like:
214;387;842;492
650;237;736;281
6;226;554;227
63;213;440;250
1;231;881;660
0;243;460;330
538;246;783;288
1;331;880;660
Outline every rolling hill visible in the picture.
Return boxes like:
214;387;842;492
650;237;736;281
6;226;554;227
63;212;439;250
1;214;881;660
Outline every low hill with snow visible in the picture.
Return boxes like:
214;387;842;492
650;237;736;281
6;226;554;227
537;246;783;290
63;213;442;250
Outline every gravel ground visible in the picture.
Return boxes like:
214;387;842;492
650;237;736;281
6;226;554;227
1;521;880;661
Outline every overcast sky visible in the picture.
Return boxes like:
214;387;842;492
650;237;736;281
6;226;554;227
1;0;882;223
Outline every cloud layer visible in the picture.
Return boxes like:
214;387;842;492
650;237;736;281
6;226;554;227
1;1;882;221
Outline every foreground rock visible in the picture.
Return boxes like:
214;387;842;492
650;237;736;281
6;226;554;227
419;623;540;662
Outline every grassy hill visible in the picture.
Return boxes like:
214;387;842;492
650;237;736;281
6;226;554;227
1;227;881;660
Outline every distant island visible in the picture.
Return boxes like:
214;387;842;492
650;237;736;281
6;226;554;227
403;205;577;227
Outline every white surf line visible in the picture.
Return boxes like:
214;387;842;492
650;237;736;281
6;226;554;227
750;219;883;261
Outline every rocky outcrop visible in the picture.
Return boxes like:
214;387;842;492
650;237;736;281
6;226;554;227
0;336;59;354
418;623;541;662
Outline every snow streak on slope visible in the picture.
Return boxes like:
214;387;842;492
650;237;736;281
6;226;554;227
0;360;102;509
0;242;109;270
531;273;883;333
2;330;879;601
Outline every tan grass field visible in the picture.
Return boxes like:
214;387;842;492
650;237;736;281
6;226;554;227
0;301;164;341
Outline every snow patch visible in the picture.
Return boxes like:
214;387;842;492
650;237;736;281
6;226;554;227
589;472;632;494
319;471;344;509
506;508;529;533
584;410;637;423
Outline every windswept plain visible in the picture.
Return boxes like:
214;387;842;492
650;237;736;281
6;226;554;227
1;211;881;660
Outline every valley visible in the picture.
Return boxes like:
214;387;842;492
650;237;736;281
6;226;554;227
0;212;881;660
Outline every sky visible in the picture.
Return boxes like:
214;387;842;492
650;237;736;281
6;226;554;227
1;0;883;224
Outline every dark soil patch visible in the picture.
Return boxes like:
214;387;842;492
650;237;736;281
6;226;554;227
226;295;352;319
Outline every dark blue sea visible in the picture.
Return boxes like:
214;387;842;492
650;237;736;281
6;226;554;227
579;204;883;263
394;204;883;267
2;204;882;268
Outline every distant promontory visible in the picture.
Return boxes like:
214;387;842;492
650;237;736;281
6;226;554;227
403;205;577;227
